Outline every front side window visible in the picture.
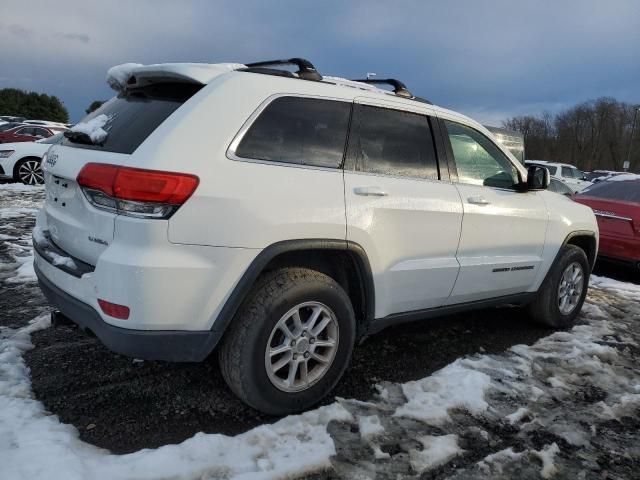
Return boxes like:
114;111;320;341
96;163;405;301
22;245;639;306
16;127;35;136
235;96;351;168
444;120;518;189
346;104;439;179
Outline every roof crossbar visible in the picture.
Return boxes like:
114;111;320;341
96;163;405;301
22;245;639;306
351;78;413;99
245;58;322;81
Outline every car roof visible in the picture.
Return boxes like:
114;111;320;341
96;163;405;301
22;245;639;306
104;59;528;178
107;61;481;130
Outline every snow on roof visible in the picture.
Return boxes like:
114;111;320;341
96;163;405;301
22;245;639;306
106;63;246;91
322;76;393;95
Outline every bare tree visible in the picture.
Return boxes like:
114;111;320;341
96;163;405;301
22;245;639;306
503;97;639;172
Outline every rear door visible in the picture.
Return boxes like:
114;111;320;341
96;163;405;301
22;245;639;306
344;101;463;318
438;117;548;304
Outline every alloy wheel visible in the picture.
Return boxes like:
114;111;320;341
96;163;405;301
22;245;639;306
558;261;585;315
265;301;339;393
17;160;44;185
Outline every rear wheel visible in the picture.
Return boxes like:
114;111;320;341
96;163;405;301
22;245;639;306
528;245;589;328
218;268;355;415
15;158;44;185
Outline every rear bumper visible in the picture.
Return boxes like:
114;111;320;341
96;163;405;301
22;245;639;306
35;262;221;362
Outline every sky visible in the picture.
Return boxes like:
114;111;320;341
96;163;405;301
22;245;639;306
0;0;639;124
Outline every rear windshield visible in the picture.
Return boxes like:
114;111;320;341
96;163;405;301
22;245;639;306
62;83;201;154
580;181;640;203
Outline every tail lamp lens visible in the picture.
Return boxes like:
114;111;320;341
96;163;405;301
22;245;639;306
77;163;199;219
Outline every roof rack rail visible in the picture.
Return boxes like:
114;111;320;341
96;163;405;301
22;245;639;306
350;78;413;99
244;58;322;81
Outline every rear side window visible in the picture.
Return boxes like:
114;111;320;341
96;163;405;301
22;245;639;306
235;96;351;168
546;165;558;175
62;83;202;154
581;181;640;203
346;104;439;179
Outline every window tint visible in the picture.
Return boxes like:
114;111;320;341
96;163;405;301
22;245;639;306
444;120;518;189
546;165;557;175
581;181;640;203
34;128;50;137
16;127;35;136
346;104;438;179
62;83;202;154
235;96;351;168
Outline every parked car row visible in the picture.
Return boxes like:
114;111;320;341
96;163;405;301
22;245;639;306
0;133;64;185
0;118;71;184
574;175;640;272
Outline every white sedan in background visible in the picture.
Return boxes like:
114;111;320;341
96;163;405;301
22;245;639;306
0;133;63;185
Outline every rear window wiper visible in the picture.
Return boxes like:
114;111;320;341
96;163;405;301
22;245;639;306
64;130;96;145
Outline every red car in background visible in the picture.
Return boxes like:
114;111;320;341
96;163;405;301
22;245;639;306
0;125;65;143
574;175;640;270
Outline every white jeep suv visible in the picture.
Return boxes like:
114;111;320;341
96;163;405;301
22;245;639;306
34;59;598;415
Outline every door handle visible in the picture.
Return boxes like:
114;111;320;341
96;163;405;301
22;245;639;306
354;186;388;197
467;195;491;205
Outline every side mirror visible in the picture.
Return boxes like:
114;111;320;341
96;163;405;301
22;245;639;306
527;165;550;190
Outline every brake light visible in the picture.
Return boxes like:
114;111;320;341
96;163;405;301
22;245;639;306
98;299;130;320
77;163;199;219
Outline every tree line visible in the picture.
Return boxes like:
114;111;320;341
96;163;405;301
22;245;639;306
503;97;639;172
0;88;69;123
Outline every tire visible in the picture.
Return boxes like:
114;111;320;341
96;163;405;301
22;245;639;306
218;267;356;415
15;157;44;185
528;245;590;328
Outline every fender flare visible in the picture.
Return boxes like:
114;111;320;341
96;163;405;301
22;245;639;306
210;238;375;337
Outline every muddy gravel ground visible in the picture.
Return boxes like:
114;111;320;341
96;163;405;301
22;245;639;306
2;183;639;479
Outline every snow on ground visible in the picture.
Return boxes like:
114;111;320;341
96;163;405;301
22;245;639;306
1;183;640;479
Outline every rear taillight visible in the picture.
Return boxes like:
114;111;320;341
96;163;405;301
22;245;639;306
77;163;199;219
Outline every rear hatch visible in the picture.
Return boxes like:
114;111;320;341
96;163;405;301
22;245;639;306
41;77;203;266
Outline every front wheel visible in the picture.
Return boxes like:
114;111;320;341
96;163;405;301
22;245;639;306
528;245;590;328
15;158;44;185
218;268;356;415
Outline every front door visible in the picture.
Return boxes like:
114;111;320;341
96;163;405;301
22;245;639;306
439;118;548;304
344;102;463;318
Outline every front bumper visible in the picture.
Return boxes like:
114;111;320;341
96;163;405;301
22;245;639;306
35;262;221;362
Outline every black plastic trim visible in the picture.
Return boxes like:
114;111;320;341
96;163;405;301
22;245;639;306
245;58;322;81
35;263;219;362
350;78;413;99
33;230;95;278
211;239;376;338
367;292;536;335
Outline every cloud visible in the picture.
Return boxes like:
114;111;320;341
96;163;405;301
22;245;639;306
0;0;638;123
55;32;90;44
7;24;33;39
